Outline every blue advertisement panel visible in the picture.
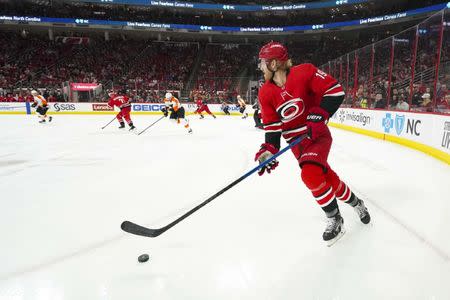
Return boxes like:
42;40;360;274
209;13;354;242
75;0;371;12
0;3;447;32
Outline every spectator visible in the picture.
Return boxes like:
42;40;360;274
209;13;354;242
411;84;422;107
374;93;386;109
437;94;450;112
421;93;432;112
437;83;448;101
395;97;410;111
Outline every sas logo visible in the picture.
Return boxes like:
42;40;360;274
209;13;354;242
53;103;75;112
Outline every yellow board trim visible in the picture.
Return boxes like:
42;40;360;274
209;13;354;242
329;122;450;165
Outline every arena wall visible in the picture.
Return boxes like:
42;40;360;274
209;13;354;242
1;102;448;163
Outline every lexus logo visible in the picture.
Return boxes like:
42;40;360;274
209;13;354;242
277;98;305;122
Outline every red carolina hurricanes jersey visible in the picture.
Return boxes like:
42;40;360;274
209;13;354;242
196;99;204;108
258;63;344;143
108;95;130;109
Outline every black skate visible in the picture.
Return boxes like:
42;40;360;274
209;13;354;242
212;115;216;119
199;115;204;119
39;119;46;123
129;124;136;131
49;116;53;122
354;199;371;224
118;123;125;129
323;214;345;246
188;128;193;134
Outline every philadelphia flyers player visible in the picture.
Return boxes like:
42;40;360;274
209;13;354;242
255;41;370;246
237;95;248;119
162;92;192;133
31;90;52;123
107;90;135;131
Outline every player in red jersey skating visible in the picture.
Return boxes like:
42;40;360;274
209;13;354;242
195;96;216;119
254;41;370;246
107;90;135;131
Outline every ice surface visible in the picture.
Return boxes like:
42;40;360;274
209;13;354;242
0;114;449;300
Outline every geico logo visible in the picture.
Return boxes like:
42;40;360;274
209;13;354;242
53;103;76;111
133;104;165;111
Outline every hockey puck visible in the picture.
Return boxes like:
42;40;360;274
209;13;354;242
138;254;149;263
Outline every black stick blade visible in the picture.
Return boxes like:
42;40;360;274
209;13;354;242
121;221;163;238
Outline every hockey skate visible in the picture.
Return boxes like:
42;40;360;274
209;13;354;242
129;124;136;131
199;115;204;119
323;214;345;247
39;119;46;123
49;116;53;122
353;199;371;224
188;128;193;134
118;123;125;129
212;115;216;119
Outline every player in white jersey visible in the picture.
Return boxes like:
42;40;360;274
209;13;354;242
161;92;192;133
237;95;248;119
31;90;52;123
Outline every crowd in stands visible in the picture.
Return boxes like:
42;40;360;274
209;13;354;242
0;11;449;113
0;0;444;28
317;10;450;114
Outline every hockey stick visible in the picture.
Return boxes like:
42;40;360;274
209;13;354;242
121;134;307;238
101;117;117;129
137;115;165;136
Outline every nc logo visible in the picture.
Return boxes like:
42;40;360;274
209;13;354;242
394;115;405;135
382;113;394;133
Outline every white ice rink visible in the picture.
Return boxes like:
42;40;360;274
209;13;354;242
0;114;449;300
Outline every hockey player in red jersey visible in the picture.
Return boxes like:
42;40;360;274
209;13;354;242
254;41;370;245
107;90;135;131
194;96;216;119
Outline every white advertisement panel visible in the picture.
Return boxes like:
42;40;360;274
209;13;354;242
330;108;450;155
43;102;254;115
0;102;29;113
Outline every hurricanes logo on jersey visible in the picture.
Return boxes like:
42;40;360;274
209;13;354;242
277;98;305;122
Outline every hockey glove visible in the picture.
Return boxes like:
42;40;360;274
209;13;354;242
306;107;331;141
254;143;279;176
161;107;168;117
31;102;37;108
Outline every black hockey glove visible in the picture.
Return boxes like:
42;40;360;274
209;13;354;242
161;107;168;117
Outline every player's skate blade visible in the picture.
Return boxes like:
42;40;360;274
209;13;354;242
323;214;344;246
326;227;345;247
354;199;371;224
